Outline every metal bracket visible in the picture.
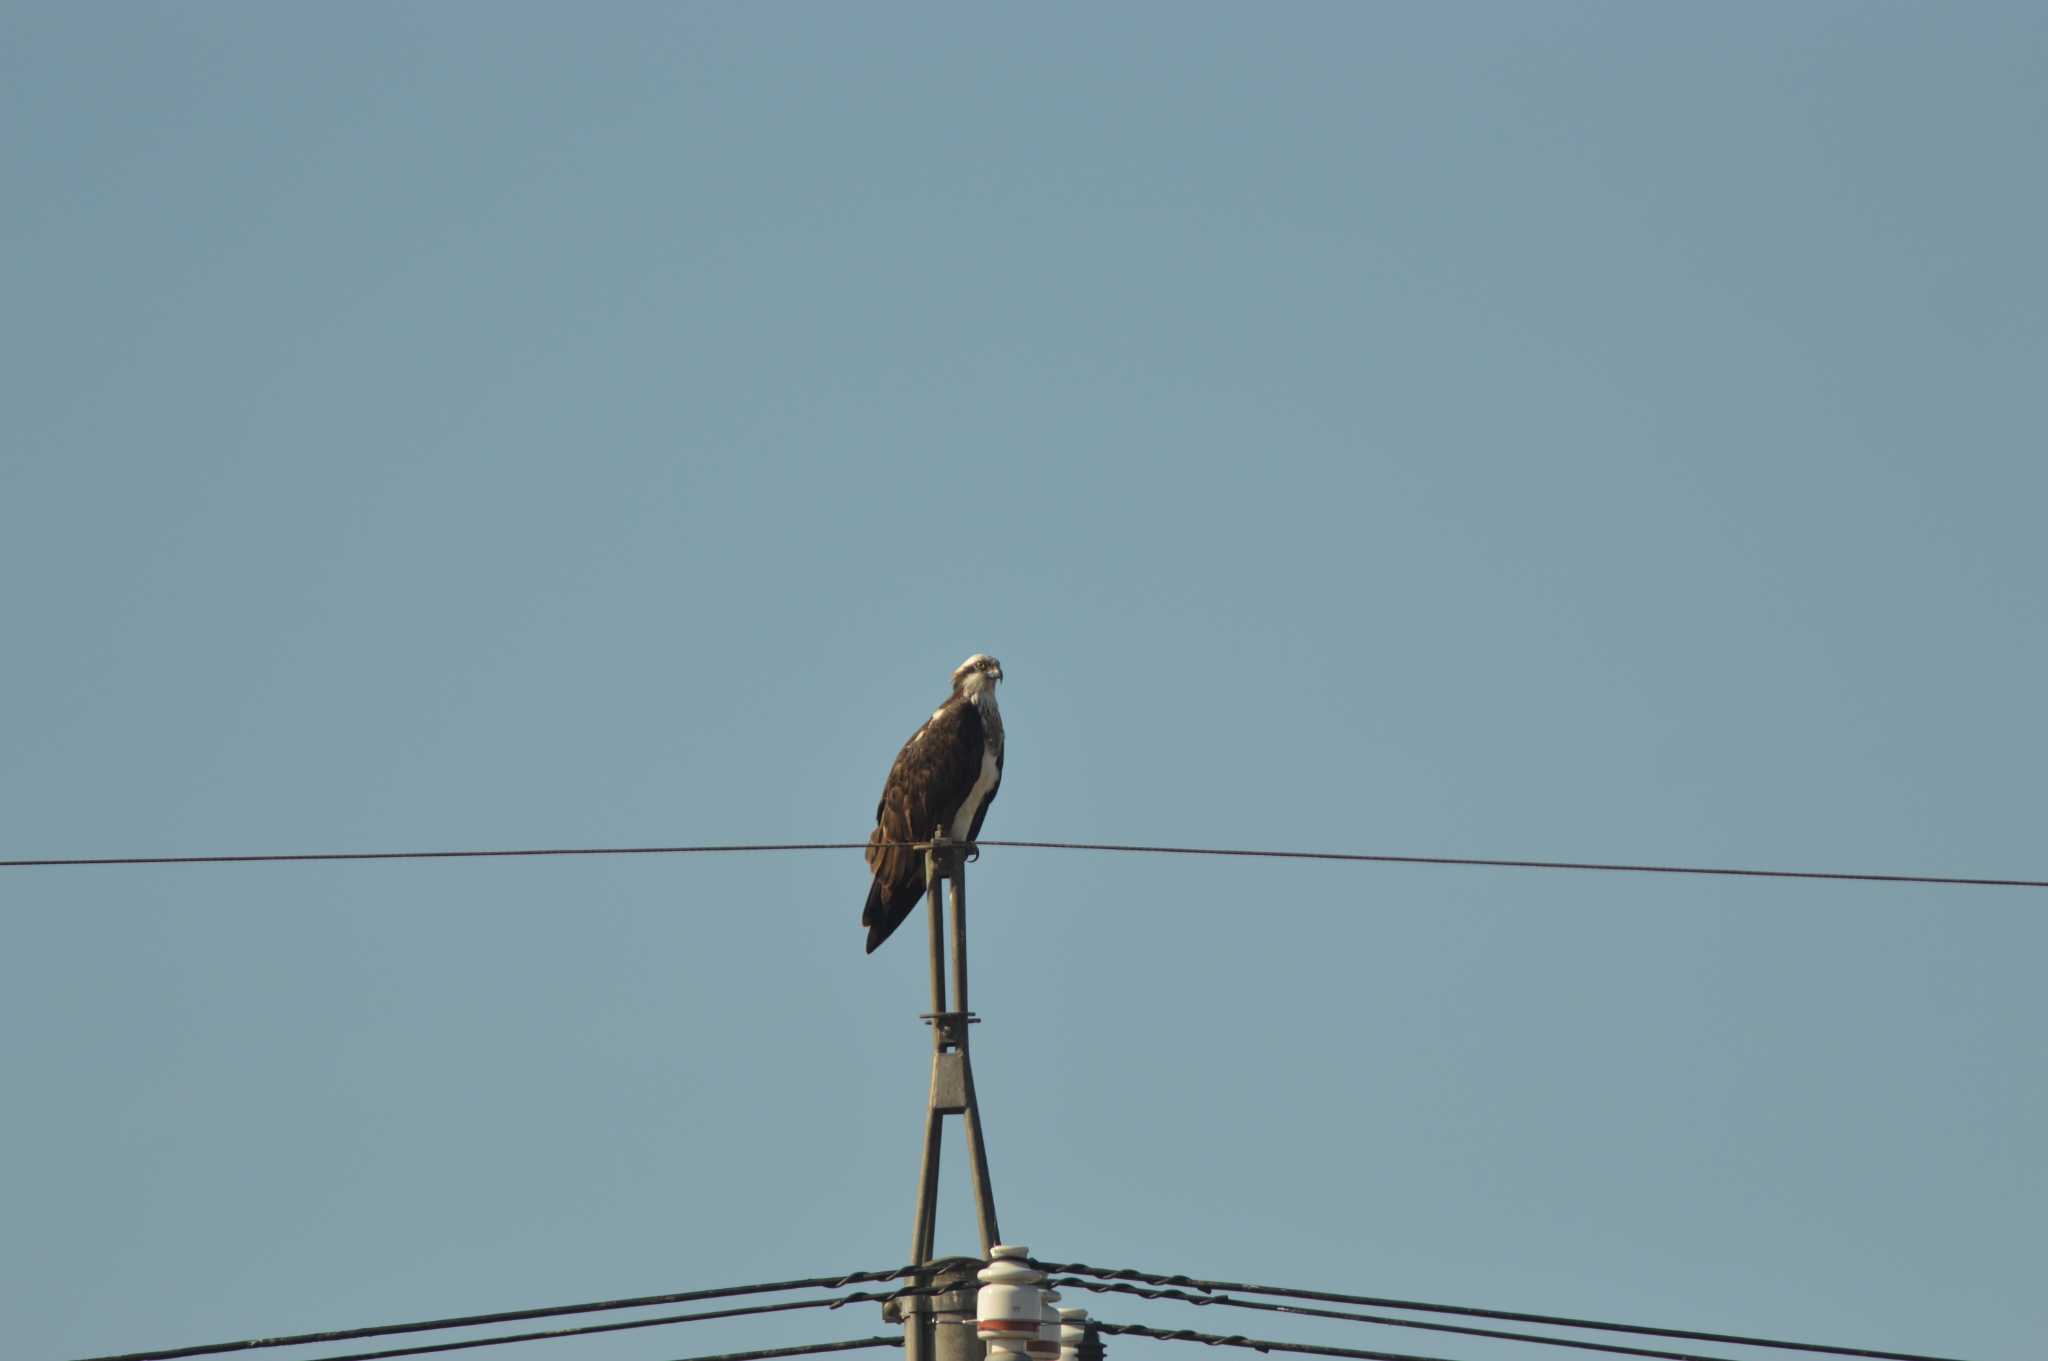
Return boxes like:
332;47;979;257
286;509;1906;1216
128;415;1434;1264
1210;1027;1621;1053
919;836;969;877
929;1050;967;1114
918;1009;982;1053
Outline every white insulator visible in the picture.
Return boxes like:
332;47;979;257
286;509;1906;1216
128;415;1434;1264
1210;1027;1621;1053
1058;1307;1090;1361
1027;1288;1061;1359
978;1245;1045;1346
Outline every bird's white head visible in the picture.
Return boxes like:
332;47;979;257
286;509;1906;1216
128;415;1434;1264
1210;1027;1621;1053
952;653;1004;698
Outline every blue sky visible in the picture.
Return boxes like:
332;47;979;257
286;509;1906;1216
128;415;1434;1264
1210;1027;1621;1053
4;4;2044;1360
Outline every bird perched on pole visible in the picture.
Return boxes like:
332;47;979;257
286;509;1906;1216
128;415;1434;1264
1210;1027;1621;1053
861;654;1005;953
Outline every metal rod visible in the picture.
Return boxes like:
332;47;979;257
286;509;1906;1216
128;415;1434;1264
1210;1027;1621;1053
949;864;969;1026
912;837;948;1271
925;843;948;1051
959;1053;1001;1255
952;856;999;1253
911;1102;944;1266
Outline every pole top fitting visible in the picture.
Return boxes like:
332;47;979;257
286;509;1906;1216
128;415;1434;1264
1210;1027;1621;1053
925;832;968;876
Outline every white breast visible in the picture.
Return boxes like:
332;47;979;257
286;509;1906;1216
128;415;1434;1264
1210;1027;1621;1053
949;745;1001;841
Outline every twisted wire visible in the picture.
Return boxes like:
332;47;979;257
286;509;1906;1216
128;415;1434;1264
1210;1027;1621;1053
1050;1278;1741;1361
71;1267;916;1361
1089;1321;1461;1361
1033;1263;1969;1361
254;1288;935;1361
645;1342;898;1361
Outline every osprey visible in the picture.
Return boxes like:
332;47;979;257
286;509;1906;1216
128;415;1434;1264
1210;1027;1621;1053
861;654;1006;953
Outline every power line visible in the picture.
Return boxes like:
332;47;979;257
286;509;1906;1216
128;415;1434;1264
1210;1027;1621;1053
69;1268;913;1361
4;839;2043;891
1032;1263;1971;1361
218;1291;933;1361
3;843;874;870
1090;1321;1465;1361
649;1343;900;1361
984;841;2048;890
1049;1278;1749;1361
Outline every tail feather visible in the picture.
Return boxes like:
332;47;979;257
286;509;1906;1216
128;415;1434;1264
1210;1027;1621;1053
862;874;924;954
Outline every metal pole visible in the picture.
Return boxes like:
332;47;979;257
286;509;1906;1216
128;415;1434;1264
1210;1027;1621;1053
952;856;1000;1254
927;839;949;1049
911;840;950;1267
960;1050;1001;1254
910;1096;944;1266
930;1257;987;1361
904;1283;935;1361
950;860;969;1022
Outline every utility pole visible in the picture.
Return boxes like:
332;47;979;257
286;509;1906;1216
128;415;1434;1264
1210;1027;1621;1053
899;830;1001;1361
874;838;1100;1361
885;1256;983;1361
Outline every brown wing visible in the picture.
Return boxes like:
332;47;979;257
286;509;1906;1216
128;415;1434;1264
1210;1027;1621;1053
861;697;986;953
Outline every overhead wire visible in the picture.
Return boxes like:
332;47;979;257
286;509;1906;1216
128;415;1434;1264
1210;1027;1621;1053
200;1291;933;1361
982;841;2048;890
1032;1263;1971;1361
2;843;874;869
4;839;2042;890
69;1267;914;1361
1049;1278;1747;1361
622;1342;898;1361
1089;1321;1465;1361
656;1344;899;1361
